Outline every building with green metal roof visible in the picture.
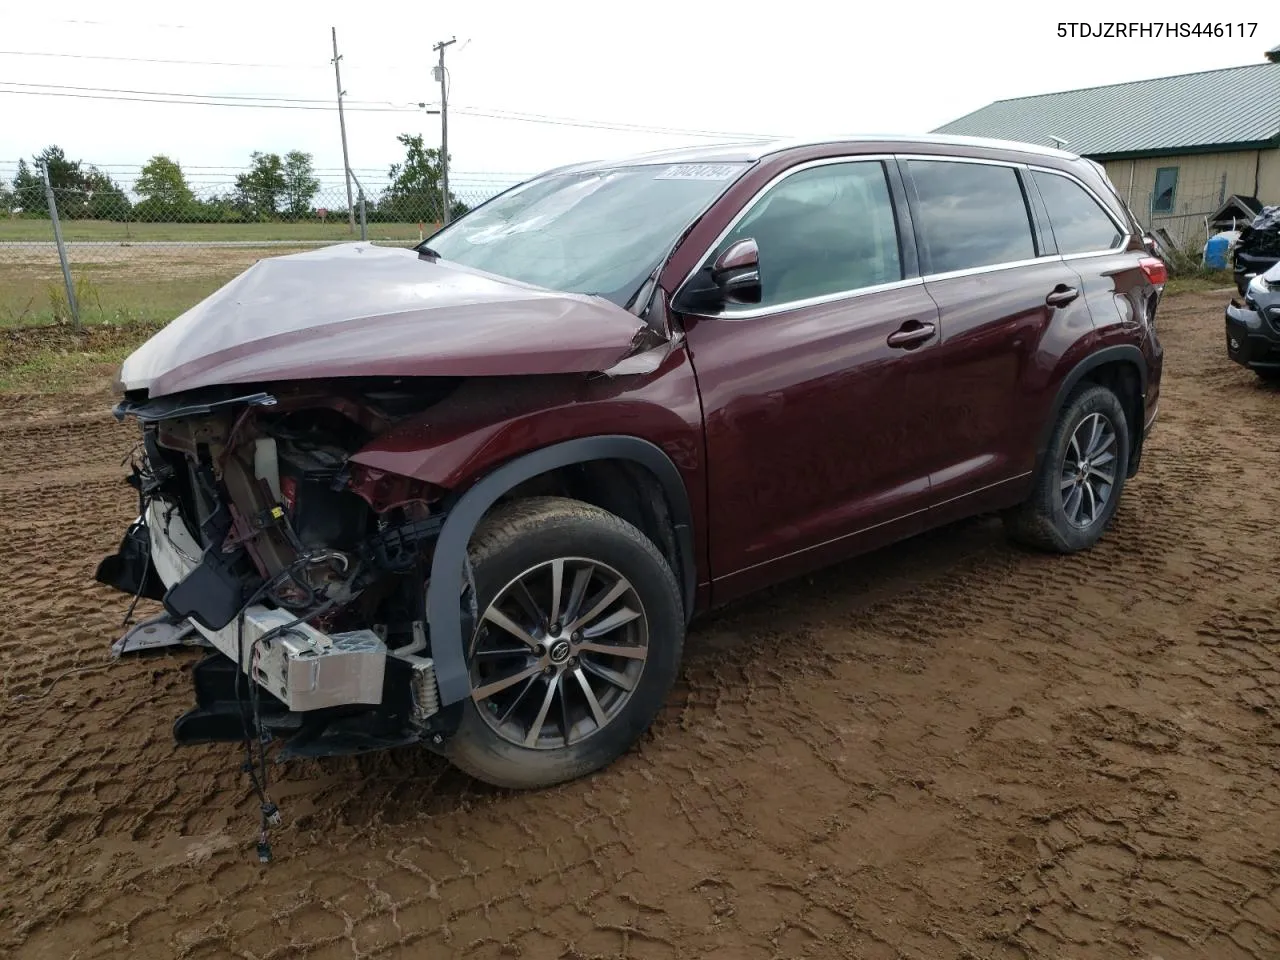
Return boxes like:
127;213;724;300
934;47;1280;248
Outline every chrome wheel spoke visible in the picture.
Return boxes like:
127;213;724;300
573;668;608;729
567;579;629;635
474;646;533;658
1059;473;1077;491
524;675;560;747
482;607;540;649
1088;465;1115;484
548;558;564;626
1063;484;1084;524
579;641;647;660
498;674;539;724
563;564;594;624
1083;479;1099;523
580;657;635;692
582;605;641;639
510;578;546;628
472;662;543;702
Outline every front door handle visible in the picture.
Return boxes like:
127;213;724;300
1046;285;1080;308
887;320;936;349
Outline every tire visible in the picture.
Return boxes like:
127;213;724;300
445;496;685;789
1004;383;1131;554
1255;368;1280;383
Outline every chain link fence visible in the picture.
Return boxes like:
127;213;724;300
0;175;512;329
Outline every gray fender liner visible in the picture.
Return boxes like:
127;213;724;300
426;436;697;706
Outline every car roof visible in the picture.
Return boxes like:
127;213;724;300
537;134;1080;177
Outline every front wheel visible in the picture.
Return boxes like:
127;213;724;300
1004;383;1131;553
445;496;685;789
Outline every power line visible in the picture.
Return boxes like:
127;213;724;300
0;49;327;69
0;81;781;139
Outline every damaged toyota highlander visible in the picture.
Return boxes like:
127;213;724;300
97;135;1166;791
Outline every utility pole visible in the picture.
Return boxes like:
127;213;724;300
432;37;456;226
331;27;356;233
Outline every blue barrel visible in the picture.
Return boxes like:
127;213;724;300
1204;233;1231;269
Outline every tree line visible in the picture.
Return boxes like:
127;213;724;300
0;135;470;224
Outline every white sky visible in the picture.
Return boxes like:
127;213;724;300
2;1;1275;199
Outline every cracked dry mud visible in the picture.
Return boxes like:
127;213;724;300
1;289;1278;959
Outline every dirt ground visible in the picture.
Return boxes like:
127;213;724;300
1;289;1278;960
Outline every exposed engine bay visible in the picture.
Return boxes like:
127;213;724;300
97;378;475;765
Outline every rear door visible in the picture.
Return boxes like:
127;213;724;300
899;156;1095;523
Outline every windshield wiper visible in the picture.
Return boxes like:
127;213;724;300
414;241;442;259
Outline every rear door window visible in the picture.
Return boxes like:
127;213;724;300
712;160;902;309
906;160;1037;274
1032;170;1125;255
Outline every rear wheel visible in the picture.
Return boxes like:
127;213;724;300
1004;383;1130;553
446;496;684;789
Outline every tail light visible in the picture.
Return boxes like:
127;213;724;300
1139;257;1168;286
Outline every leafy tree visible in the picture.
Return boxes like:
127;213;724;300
0;180;13;214
234;151;286;220
282;150;320;219
83;166;131;220
134;155;195;220
381;133;451;222
12;147;90;217
34;145;86;191
11;159;43;215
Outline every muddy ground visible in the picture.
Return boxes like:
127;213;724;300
1;289;1277;959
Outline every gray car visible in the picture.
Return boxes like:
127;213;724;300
1226;261;1280;381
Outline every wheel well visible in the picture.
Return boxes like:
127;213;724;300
494;459;683;592
1077;360;1143;474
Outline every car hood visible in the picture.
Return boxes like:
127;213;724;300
118;243;650;398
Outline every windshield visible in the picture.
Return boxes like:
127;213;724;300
425;162;750;306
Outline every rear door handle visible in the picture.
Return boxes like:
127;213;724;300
1046;285;1080;308
887;320;936;349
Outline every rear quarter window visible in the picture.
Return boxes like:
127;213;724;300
1033;170;1124;255
906;160;1037;274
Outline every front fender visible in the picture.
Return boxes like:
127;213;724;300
424;435;697;706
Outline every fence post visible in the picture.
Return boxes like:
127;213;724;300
358;190;367;242
42;167;80;330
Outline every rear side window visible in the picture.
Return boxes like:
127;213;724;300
714;160;902;308
907;160;1037;274
1033;171;1123;255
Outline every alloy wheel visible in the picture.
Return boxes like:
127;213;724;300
468;557;649;749
1059;412;1117;528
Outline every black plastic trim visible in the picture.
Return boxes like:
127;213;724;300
1034;345;1148;479
426;436;696;706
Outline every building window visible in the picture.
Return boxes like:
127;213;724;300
1152;166;1179;215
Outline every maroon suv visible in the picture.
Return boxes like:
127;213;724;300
97;135;1166;790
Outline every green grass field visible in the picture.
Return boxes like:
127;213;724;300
0;219;434;243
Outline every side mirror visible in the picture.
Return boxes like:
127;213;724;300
675;238;763;314
711;238;762;305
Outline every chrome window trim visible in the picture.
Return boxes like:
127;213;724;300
672;154;902;318
920;254;1064;284
714;276;925;321
1025;164;1132;256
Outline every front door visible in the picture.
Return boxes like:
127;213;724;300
677;158;941;602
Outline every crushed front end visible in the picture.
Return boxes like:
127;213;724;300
95;381;466;760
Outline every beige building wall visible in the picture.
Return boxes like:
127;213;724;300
1100;149;1279;248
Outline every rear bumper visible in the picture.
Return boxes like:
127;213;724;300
1225;301;1280;371
144;499;390;712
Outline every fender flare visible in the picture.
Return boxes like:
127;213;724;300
1034;344;1148;476
427;435;697;706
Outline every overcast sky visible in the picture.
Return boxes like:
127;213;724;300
3;1;1275;199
